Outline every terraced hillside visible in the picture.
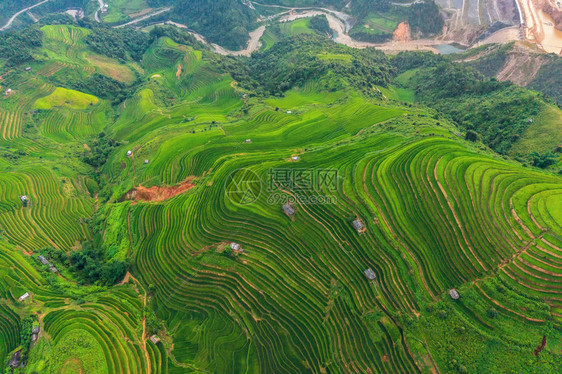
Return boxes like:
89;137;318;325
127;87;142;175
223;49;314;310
0;23;561;373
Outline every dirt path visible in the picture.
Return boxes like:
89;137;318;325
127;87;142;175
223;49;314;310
278;9;447;53
114;7;172;28
94;0;104;23
210;26;266;56
0;0;50;31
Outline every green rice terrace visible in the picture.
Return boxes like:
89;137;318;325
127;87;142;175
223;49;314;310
0;22;561;374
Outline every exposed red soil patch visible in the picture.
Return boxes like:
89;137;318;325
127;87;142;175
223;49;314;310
176;64;182;79
123;177;196;202
393;22;411;42
534;335;547;355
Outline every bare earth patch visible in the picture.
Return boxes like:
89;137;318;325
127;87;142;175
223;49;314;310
176;64;182;79
393;22;411;42
123;177;196;202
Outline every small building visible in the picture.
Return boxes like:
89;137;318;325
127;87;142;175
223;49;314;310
449;289;460;300
291;156;300;162
364;268;376;280
144;159;149;164
352;218;365;233
282;203;295;216
32;325;40;334
38;255;49;265
150;335;161;344
49;265;58;273
245;139;252;143
286;110;292;114
5;88;12;95
25;67;32;72
31;333;38;342
126;150;132;157
20;195;28;202
9;350;21;368
230;242;243;252
18;292;30;302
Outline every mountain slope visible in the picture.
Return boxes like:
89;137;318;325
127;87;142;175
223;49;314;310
0;23;561;374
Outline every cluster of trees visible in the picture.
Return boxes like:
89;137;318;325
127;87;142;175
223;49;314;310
407;1;443;36
69;244;129;286
71;73;134;104
350;0;390;15
309;15;332;36
39;245;128;286
148;0;256;50
529;151;557;169
259;0;348;6
81;22;151;62
394;52;544;154
82;132;120;169
0;27;43;66
227;35;393;96
529;57;562;106
0;0;37;25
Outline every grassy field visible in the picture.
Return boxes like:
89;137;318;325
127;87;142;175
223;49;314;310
102;0;151;24
34;87;99;110
260;19;317;51
0;23;561;373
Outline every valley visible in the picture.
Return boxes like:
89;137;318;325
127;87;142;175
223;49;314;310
0;2;560;374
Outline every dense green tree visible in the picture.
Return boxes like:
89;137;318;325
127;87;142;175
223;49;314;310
407;1;444;36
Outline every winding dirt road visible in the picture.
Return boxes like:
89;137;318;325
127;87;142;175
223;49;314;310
114;7;172;28
94;0;104;23
0;0;50;31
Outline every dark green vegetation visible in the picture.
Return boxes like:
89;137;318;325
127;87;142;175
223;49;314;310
393;51;562;157
348;0;444;43
527;57;562;106
0;21;561;374
0;27;43;67
458;43;562;106
147;0;256;50
232;35;393;96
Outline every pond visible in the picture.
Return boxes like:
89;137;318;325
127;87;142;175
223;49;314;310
434;44;466;55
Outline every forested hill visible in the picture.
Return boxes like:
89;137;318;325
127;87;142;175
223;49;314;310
147;0;256;50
